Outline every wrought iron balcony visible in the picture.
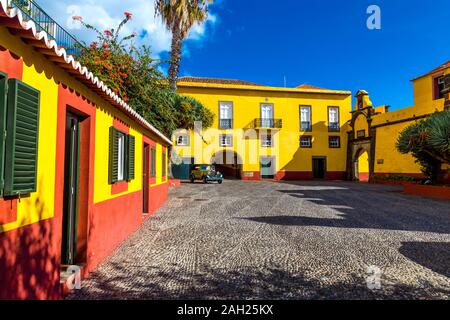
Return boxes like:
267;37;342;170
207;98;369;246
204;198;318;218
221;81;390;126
328;122;340;132
253;118;282;129
8;0;84;56
219;119;233;129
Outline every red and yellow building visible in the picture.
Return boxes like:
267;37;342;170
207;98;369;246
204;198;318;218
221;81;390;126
0;1;170;299
348;62;450;182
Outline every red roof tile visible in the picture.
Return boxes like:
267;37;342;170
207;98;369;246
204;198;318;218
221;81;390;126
179;77;265;87
296;84;327;90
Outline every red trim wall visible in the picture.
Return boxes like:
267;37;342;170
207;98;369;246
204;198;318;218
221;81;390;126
0;57;170;300
147;183;169;216
0;219;62;300
0;46;22;79
87;191;143;272
241;171;346;181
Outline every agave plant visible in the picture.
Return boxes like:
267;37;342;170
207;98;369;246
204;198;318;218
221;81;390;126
397;111;450;180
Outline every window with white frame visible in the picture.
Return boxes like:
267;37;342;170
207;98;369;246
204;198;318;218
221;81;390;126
300;106;312;131
176;134;189;146
219;101;233;129
329;136;341;148
117;132;125;181
328;107;340;131
300;136;312;148
261;134;273;147
219;134;233;147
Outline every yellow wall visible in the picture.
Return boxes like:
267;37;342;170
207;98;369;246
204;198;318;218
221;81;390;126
353;63;449;176
175;84;352;175
1;38;59;232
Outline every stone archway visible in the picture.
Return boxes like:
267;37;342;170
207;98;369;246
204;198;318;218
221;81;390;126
211;150;243;179
348;139;374;182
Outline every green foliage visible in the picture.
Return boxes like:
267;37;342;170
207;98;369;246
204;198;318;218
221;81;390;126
75;12;213;137
155;0;212;89
396;111;450;179
373;175;415;182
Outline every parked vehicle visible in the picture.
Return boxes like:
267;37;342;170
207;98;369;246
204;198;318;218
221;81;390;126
190;165;223;184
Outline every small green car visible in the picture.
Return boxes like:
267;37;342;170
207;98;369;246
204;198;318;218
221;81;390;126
190;165;223;184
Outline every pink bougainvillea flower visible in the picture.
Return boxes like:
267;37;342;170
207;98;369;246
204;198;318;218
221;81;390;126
104;30;113;36
124;12;133;19
72;15;83;21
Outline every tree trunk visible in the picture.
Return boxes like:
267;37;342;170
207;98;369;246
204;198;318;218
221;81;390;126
168;28;183;91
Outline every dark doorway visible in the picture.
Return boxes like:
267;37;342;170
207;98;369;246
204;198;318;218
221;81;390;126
312;157;326;179
143;143;150;214
172;157;195;180
61;112;81;265
260;156;275;179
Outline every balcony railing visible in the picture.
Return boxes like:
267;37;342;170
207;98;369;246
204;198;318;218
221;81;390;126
300;121;311;132
253;118;282;129
8;0;84;56
219;119;233;129
328;122;340;132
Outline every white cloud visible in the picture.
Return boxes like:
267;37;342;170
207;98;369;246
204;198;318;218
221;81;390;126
39;0;218;57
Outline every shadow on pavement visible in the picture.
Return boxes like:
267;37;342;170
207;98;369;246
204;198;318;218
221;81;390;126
398;242;450;278
239;183;450;234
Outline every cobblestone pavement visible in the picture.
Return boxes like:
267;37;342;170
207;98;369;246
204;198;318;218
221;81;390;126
68;180;450;300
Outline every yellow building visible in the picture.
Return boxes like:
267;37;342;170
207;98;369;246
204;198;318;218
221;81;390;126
173;77;352;180
349;61;450;182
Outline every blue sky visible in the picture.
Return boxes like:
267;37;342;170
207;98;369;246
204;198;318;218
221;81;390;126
41;0;450;110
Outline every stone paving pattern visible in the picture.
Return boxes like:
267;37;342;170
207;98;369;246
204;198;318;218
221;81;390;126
68;180;450;300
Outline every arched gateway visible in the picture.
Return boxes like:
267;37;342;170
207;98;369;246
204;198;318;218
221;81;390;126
346;90;376;182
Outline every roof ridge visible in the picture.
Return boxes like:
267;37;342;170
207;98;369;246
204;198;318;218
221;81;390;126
0;0;171;145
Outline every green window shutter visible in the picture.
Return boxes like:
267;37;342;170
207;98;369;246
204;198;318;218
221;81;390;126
150;148;156;178
127;134;135;181
0;73;7;196
109;126;119;184
4;79;40;196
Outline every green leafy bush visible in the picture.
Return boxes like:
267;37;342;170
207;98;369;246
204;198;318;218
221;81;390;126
74;12;213;137
397;111;450;180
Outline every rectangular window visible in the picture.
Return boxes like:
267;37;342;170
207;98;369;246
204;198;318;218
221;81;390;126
300;136;312;148
357;130;366;138
300;106;312;132
261;134;273;147
117;133;125;181
329;136;341;148
162;151;166;179
328;107;340;132
176;134;189;146
260;103;274;128
434;76;445;100
219;101;233;129
219;134;233;147
150;148;156;178
108;128;135;183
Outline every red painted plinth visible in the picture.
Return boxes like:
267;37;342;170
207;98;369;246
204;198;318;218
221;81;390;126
403;183;450;200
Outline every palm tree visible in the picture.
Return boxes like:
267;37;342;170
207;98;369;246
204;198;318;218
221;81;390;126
155;0;211;90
